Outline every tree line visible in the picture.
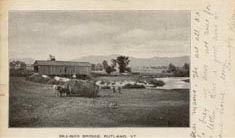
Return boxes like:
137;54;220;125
166;63;190;77
102;56;131;74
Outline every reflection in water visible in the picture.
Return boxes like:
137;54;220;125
155;77;190;89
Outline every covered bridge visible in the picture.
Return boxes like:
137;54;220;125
33;60;92;76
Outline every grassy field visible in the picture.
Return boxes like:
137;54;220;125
9;77;189;127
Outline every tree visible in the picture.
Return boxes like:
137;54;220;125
111;59;117;69
102;60;108;69
96;63;103;71
167;63;176;73
125;67;131;72
183;63;190;70
105;66;113;74
102;60;115;74
116;56;130;73
183;63;190;77
91;64;96;71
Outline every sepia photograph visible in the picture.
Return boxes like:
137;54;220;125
8;10;190;127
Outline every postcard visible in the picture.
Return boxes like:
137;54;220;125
0;0;234;138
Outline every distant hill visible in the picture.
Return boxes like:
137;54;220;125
73;55;190;67
9;58;35;64
73;54;120;65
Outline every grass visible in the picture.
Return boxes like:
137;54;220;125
9;77;189;127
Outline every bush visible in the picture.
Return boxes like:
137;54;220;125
26;74;51;84
182;79;190;83
146;78;165;87
47;79;65;85
167;63;190;77
153;80;165;87
76;74;92;80
174;69;189;77
10;69;33;77
123;83;145;89
105;66;113;74
101;86;110;89
100;81;105;85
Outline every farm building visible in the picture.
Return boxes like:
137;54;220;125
33;60;92;76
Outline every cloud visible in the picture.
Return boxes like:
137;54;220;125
56;22;121;46
121;40;190;58
112;27;190;54
116;29;154;39
60;22;119;38
55;25;190;59
9;11;190;60
115;27;189;43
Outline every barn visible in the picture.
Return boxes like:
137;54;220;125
33;60;92;76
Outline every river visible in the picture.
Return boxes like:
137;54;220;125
155;77;190;90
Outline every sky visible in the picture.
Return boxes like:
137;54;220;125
9;11;190;60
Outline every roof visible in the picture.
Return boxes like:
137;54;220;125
33;60;91;67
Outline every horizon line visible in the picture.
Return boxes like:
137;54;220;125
10;54;190;61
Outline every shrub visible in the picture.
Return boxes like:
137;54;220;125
100;81;105;85
105;66;113;74
10;69;33;77
101;86;110;89
146;78;165;87
123;83;145;89
167;63;190;77
47;78;66;85
182;79;190;83
153;80;165;87
76;74;92;80
26;74;50;84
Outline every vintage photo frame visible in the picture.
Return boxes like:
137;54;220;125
0;0;235;137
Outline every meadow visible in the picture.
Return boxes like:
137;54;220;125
9;77;189;127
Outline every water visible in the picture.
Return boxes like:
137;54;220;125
155;77;190;89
